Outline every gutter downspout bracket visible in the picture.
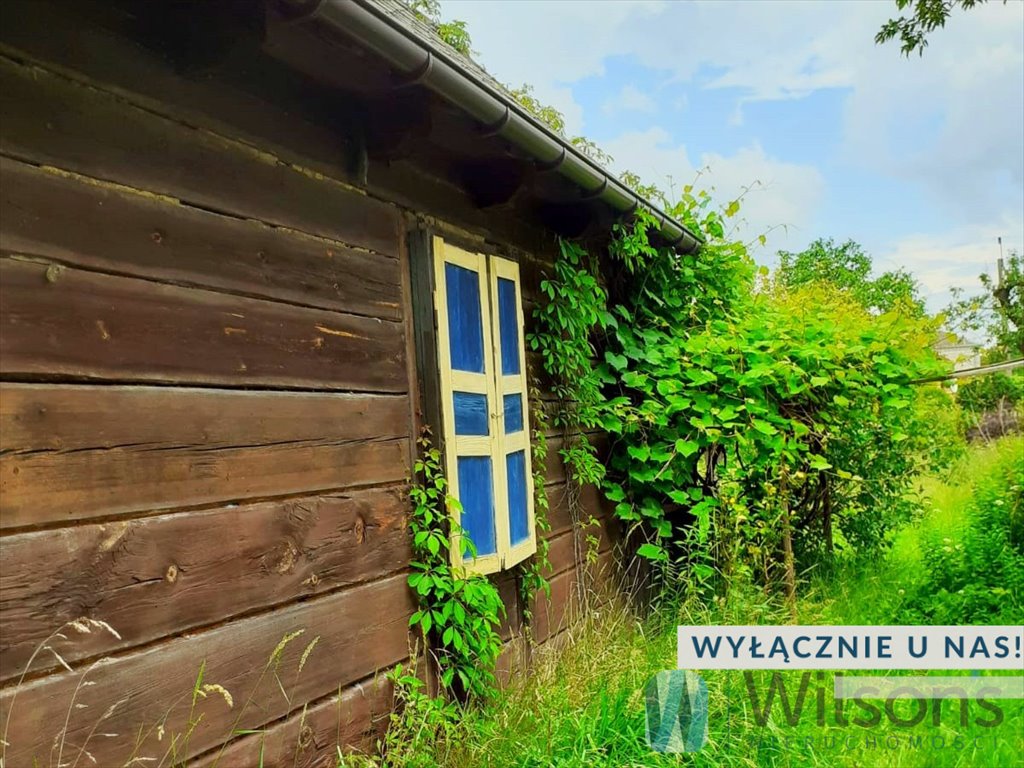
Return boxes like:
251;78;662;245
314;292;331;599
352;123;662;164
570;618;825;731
535;146;567;174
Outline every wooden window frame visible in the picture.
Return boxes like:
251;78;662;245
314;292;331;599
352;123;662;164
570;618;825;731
430;235;536;576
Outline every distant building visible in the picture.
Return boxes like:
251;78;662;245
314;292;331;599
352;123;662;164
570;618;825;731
933;333;982;371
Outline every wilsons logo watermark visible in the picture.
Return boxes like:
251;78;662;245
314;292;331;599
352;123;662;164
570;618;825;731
643;670;709;753
642;625;1024;755
743;672;1009;729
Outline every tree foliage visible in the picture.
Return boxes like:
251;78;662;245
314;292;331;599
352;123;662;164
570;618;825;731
944;250;1024;359
876;0;998;57
957;371;1024;413
775;238;925;316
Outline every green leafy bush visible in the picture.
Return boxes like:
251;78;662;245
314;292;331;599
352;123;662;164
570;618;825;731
530;192;950;603
909;385;965;472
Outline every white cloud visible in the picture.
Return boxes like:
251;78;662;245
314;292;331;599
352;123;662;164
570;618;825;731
607;0;1023;226
603;84;657;115
840;6;1024;226
877;218;1024;314
444;0;666;135
618;1;875;98
601;129;825;251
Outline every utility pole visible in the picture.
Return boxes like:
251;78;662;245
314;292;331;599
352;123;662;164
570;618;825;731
997;236;1005;287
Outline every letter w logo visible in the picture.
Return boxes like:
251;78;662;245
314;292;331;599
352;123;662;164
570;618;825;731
645;671;709;753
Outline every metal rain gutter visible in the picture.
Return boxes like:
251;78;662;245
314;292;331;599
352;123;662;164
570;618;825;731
276;0;702;254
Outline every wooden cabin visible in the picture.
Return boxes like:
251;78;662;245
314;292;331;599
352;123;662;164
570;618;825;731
0;1;700;764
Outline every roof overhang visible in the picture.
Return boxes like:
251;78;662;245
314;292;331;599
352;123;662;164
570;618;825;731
269;0;702;254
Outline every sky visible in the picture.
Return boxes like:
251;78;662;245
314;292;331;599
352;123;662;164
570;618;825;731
440;0;1024;314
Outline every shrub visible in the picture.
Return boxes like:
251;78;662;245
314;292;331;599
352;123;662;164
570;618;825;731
957;372;1024;414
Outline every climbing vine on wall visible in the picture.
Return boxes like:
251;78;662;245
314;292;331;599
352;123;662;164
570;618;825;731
530;191;948;604
526;239;611;588
518;380;553;629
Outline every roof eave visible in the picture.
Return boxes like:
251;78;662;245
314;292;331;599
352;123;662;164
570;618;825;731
276;0;703;254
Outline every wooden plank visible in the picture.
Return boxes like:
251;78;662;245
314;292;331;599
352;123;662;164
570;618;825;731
0;54;400;255
492;571;522;643
530;552;616;644
0;574;415;768
0;435;407;530
543;435;569;485
0;384;410;528
0;157;402;320
545;483;610;538
0;258;407;392
0;0;357;184
543;521;613;580
0;383;408;453
191;673;396;768
0;2;555;261
530;565;580;644
542;432;608;486
0;486;411;682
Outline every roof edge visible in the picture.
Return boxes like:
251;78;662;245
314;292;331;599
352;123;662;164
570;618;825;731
276;0;703;254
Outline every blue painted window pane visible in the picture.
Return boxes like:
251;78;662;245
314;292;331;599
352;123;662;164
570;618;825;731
445;263;485;373
497;277;521;375
457;456;497;556
453;392;489;435
506;450;530;545
503;394;523;434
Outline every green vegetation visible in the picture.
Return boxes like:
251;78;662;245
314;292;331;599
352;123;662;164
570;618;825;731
878;438;1023;626
876;0;999;57
944;250;1024;361
775;238;924;316
957;372;1024;441
403;0;474;56
341;438;1024;768
530;200;947;602
958;374;1024;415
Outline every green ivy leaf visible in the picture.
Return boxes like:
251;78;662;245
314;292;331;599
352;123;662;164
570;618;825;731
636;542;668;561
605;350;628;370
627;444;651;462
675;439;700;457
808;455;832;470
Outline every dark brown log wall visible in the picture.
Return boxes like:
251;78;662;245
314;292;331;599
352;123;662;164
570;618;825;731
0;6;620;767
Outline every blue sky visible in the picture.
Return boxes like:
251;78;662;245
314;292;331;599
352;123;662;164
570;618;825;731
441;0;1024;313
